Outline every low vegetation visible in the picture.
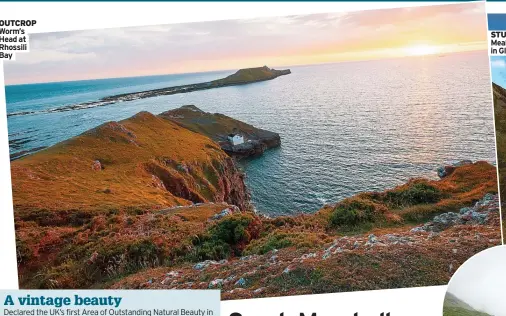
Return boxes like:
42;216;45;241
492;82;506;237
11;109;500;296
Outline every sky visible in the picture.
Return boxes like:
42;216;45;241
491;56;506;88
488;13;506;31
447;246;506;316
4;2;488;85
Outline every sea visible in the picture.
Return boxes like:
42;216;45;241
4;51;497;216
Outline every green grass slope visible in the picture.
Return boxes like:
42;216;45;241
210;66;290;86
492;82;506;238
443;293;491;316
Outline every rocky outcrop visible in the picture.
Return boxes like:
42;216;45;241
160;105;281;158
411;193;498;233
437;160;473;178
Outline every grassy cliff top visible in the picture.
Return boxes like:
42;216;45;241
210;66;290;85
10;111;231;212
159;105;279;143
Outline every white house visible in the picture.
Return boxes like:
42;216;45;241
228;134;244;146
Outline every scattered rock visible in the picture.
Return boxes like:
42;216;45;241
253;287;265;294
235;278;246;287
166;271;180;277
193;260;222;270
411;194;498;233
151;175;166;190
208;279;224;289
92;160;102;171
459;207;473;215
411;226;426;233
365;234;379;246
428;232;440;239
212;208;232;220
177;163;189;173
300;253;317;260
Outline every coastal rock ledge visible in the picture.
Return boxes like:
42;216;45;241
161;105;281;158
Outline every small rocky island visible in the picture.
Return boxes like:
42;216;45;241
103;66;291;103
161;105;281;158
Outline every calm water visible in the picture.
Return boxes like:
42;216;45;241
5;51;496;216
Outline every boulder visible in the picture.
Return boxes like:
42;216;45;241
437;160;473;178
235;278;246;287
208;279;224;289
211;208;235;220
92;160;102;171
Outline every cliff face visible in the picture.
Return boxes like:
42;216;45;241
11;111;250;213
160;105;281;158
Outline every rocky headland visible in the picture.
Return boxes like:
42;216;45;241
11;109;500;297
7;66;291;118
160;105;281;158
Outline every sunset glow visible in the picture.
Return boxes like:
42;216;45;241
4;2;489;85
404;44;440;56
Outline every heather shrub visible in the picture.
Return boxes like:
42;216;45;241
188;214;261;261
385;182;442;207
328;198;378;228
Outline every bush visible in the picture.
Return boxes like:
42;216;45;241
385;182;442;207
189;214;261;261
245;232;293;254
328;199;377;228
244;232;326;255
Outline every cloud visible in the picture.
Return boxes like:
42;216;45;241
491;58;506;68
3;2;488;85
14;50;97;65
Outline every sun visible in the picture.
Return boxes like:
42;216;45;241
404;44;439;56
